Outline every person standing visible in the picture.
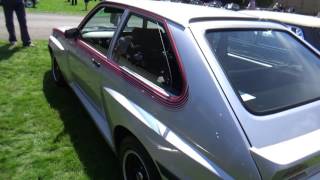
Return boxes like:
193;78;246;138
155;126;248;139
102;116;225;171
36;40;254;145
31;0;36;8
2;0;33;47
84;0;89;11
247;0;256;10
71;0;77;5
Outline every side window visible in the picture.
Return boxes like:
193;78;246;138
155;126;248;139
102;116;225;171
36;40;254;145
112;14;183;95
125;15;143;29
80;7;124;54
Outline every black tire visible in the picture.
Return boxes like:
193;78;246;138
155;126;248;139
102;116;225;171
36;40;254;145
119;137;161;180
51;56;66;86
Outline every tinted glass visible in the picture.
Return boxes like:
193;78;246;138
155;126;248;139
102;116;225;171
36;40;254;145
206;30;320;114
112;15;182;95
80;7;124;54
302;27;320;51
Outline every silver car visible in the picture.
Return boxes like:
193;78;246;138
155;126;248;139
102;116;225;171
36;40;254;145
241;10;320;51
48;0;320;179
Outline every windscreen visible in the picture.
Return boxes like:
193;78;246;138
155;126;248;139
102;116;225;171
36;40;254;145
206;30;320;114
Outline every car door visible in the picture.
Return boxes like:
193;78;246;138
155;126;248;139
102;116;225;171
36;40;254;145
68;5;125;113
105;12;186;125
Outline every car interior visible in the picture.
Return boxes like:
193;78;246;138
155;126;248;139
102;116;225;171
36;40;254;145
113;15;183;95
80;8;124;54
78;8;183;95
208;30;320;113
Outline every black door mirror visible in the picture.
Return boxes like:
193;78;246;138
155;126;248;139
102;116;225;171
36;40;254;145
65;28;80;39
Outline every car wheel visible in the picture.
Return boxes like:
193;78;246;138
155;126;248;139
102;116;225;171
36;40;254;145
119;137;161;180
51;57;66;86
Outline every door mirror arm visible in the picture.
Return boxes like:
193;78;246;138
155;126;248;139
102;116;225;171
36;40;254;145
65;28;80;39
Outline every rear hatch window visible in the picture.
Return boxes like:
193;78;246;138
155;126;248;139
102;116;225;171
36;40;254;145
206;30;320;114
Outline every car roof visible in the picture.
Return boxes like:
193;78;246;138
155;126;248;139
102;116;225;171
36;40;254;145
105;0;254;27
241;10;320;28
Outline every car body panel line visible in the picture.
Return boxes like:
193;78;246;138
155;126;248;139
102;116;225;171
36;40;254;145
69;83;114;149
103;87;232;179
251;129;320;179
53;27;66;37
105;5;189;107
156;161;180;180
47;1;320;178
180;24;261;179
49;34;72;83
74;36;188;108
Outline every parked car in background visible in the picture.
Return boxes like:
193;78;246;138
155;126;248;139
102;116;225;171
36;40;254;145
49;0;320;179
24;0;38;8
241;10;320;51
277;0;320;16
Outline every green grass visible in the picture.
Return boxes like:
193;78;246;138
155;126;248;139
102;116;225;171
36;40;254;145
27;0;100;15
0;41;120;179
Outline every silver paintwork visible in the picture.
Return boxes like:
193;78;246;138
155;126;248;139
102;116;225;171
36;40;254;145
49;36;64;51
48;0;320;179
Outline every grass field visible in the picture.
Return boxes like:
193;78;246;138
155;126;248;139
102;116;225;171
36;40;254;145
27;0;100;15
0;41;120;179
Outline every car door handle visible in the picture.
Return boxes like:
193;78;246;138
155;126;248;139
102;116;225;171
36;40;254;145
91;58;101;68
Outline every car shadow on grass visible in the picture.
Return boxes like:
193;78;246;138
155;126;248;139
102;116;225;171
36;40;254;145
42;71;121;180
0;44;23;61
